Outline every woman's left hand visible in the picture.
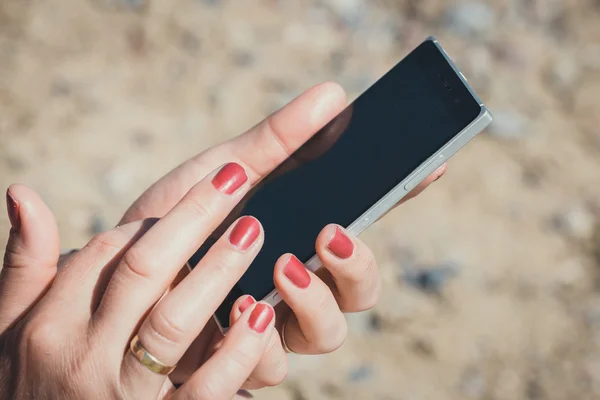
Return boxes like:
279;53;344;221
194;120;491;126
38;82;446;391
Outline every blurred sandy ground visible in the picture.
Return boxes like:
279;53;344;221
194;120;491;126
1;0;600;399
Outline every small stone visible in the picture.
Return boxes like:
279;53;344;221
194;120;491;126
5;154;27;171
487;110;530;140
132;130;154;148
544;57;580;96
328;0;367;29
50;79;72;97
401;261;460;294
445;2;496;37
95;0;145;9
585;298;600;328
89;213;106;236
347;364;374;383
231;50;255;67
345;310;381;334
550;205;595;240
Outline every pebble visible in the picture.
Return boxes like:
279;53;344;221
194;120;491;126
487;110;530;140
400;261;460;294
550;205;595;240
585;298;600;328
347;365;374;383
544;57;580;96
231;50;255;67
328;0;367;29
445;2;496;37
345;310;381;334
88;213;106;236
95;0;145;9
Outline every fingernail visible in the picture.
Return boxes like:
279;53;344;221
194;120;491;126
6;191;20;231
283;255;311;289
239;295;256;313
229;216;260;250
248;303;274;333
327;227;353;259
212;163;248;195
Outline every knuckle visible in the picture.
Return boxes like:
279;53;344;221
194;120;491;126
87;230;129;253
352;251;378;283
121;246;157;280
227;345;256;372
21;317;63;355
265;116;293;159
146;307;186;346
182;196;213;222
191;381;221;400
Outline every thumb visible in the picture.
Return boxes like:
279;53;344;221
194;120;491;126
0;184;60;332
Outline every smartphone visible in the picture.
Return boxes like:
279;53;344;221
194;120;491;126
188;37;493;331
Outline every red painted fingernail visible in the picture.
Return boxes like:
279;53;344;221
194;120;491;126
327;227;354;259
283;255;311;289
239;295;256;313
229;216;260;250
248;303;274;333
6;191;20;231
211;163;248;195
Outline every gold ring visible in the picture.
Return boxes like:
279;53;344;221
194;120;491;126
129;335;176;375
280;321;294;354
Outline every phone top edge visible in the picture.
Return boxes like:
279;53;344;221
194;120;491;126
428;37;486;108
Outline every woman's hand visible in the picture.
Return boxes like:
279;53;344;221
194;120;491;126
0;173;277;399
115;82;445;389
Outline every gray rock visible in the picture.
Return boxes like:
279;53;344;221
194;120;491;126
487;110;530;140
347;365;374;383
89;213;106;235
544;57;580;97
231;50;255;67
328;0;367;29
400;261;460;294
550;205;595;240
345;310;381;334
445;2;496;37
95;0;145;9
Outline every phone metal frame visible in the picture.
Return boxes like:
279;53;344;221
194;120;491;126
216;37;493;333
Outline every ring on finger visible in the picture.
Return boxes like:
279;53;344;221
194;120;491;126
129;335;177;375
280;320;294;354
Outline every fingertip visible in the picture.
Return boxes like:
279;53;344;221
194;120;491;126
5;184;59;262
316;224;339;250
236;301;275;336
317;81;347;103
230;295;256;326
434;163;448;180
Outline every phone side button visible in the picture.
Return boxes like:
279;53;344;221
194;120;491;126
404;160;442;192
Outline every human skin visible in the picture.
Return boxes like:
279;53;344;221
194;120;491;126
0;82;445;398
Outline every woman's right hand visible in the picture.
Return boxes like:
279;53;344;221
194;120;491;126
0;167;274;399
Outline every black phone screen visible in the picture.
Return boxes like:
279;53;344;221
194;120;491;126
189;39;482;327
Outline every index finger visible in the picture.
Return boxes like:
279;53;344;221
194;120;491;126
120;82;347;224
